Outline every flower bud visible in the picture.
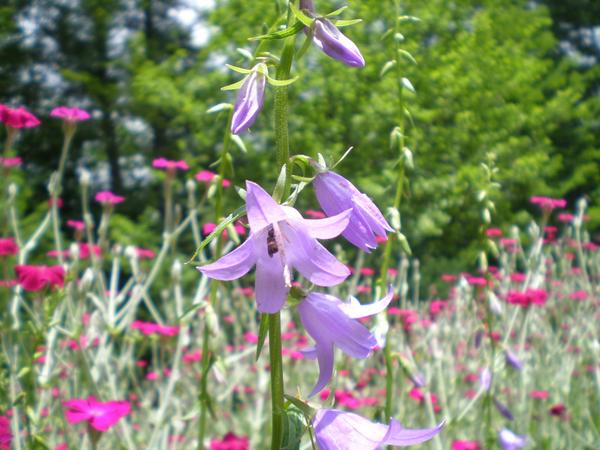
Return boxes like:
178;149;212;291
312;19;365;68
231;64;267;135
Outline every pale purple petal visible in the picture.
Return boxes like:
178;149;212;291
309;344;335;397
255;253;288;313
281;220;350;286
340;286;394;319
498;428;527;450
197;236;257;281
382;419;445;447
353;192;394;235
313;409;388;450
300;346;317;360
245;181;287;231
312;19;365;68
301;208;352;239
231;70;266;134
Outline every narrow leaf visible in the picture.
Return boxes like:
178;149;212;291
325;5;348;17
290;2;314;27
255;313;269;360
226;64;254;74
380;60;397;78
249;21;305;40
401;77;415;93
266;74;299;87
206;103;233;114
221;79;246;91
333;18;362;27
231;134;247;153
398;49;417;65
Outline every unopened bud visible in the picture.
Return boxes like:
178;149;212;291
79;169;91;187
171;259;182;282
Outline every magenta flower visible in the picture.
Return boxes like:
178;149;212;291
314;170;392;252
0;157;22;168
152;157;189;172
311;19;365;68
0;105;40;128
530;196;566;211
63;397;130;431
210;432;249;450
197;181;351;313
451;441;482;450
498;429;527;450
313;409;444;449
136;248;156;259
95;191;125;205
231;64;267;135
131;320;179;337
195;170;231;187
298;288;393;396
0;415;11;450
50;106;91;123
14;265;65;291
0;238;18;256
66;220;85;231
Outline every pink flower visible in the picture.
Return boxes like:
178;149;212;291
0;157;22;168
78;243;102;259
95;191;125;205
549;403;566;417
0;415;12;450
131;320;179;337
305;209;326;219
15;265;65;291
152;157;189;172
441;274;456;282
63;397;130;431
0;238;18;256
530;196;566;211
195;170;231;187
558;213;574;223
451;440;482;450
529;390;549;400
50;106;91;122
486;227;502;237
66;220;85;231
136;248;156;259
0;105;40;128
210;432;249;450
569;290;588;301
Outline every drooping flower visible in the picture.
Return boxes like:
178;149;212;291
231;64;267;135
494;397;514;420
312;408;444;449
479;367;492;391
63;397;130;431
0;238;18;256
310;19;365;68
14;265;65;291
50;106;91;123
505;350;523;371
314;170;392;252
0;415;11;450
498;429;527;450
95;191;125;205
198;181;351;313
0;105;40;128
210;432;249;450
298;288;393;396
152;157;189;172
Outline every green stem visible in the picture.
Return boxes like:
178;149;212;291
269;312;285;450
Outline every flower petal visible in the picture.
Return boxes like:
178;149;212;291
339;286;394;319
381;419;445;447
255;253;288;313
282;220;350;286
245;181;287;231
313;409;388;450
301;208;352;240
231;70;266;135
197;236;257;281
309;344;335;397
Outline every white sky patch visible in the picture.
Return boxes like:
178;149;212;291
169;0;216;47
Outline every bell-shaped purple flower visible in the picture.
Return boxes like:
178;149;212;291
231;65;266;135
505;350;523;371
311;18;365;68
314;170;393;252
313;409;445;449
197;181;351;313
298;288;393;396
498;428;527;450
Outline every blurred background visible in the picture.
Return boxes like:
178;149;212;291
1;0;599;286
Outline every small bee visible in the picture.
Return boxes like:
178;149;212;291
266;225;279;257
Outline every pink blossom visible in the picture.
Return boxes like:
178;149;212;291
0;415;11;450
360;267;375;276
0;238;18;256
50;106;91;122
530;196;566;211
95;191;125;205
146;371;159;381
15;265;65;291
529;390;549;400
569;290;588;301
152;157;189;172
183;350;202;364
486;227;503;237
131;320;179;337
243;332;258;344
549;403;567;417
305;209;326;219
66;220;85;231
506;289;548;307
63;397;130;431
557;213;574;222
451;440;482;450
510;272;526;283
136;248;156;259
0;105;40;128
78;243;102;259
441;274;456;282
210;432;249;450
194;170;231;187
0;157;22;168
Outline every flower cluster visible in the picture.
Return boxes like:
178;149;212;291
505;288;548;307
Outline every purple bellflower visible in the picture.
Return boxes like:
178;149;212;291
312;19;365;68
498;428;527;450
313;409;445;449
197;181;351;313
505;350;523;371
314;170;393;252
231;64;267;135
298;288;393;396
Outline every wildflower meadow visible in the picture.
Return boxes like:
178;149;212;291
0;0;599;449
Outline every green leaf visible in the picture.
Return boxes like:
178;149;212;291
282;405;306;450
221;78;246;91
236;48;254;61
333;18;362;28
380;60;397;78
397;49;417;65
231;134;247;153
249;21;305;40
398;15;421;23
226;64;254;74
273;164;287;202
266;74;299;87
255;313;269;360
325;5;348;17
290;2;314;27
284;395;317;419
401;77;415;93
187;205;246;263
206;103;233;114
